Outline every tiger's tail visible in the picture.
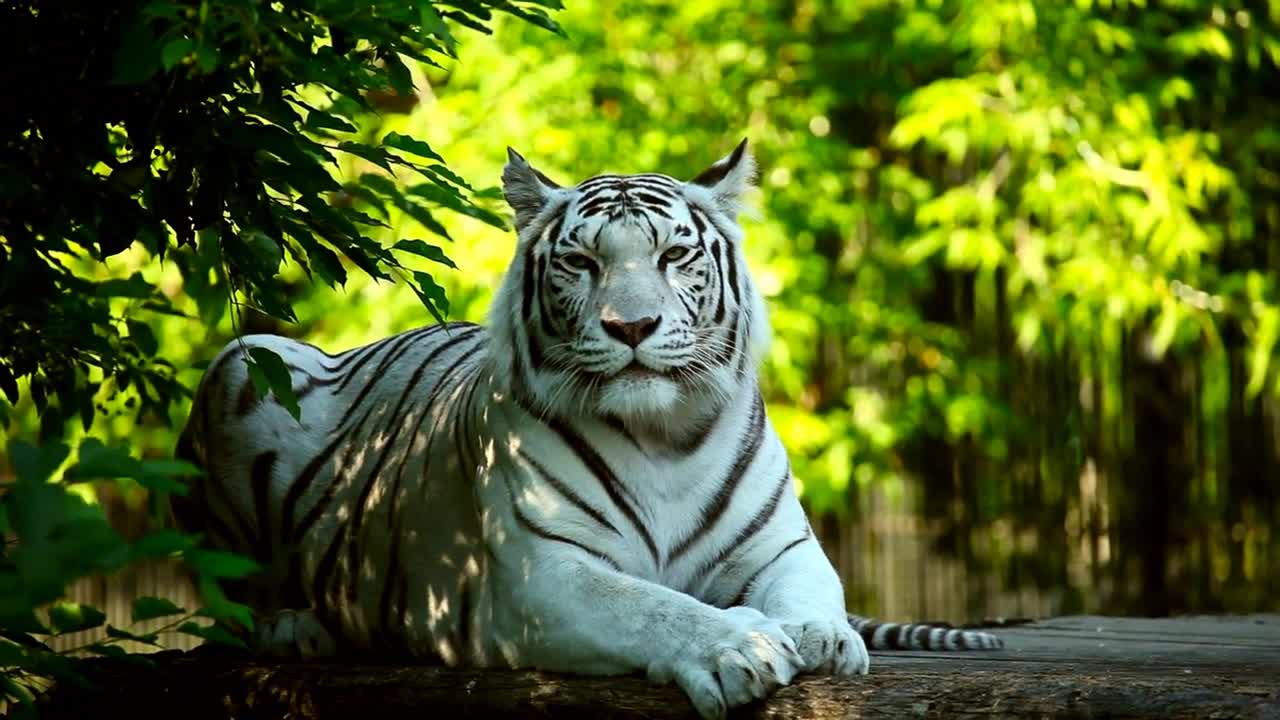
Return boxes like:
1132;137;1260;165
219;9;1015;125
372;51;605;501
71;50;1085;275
847;613;1004;650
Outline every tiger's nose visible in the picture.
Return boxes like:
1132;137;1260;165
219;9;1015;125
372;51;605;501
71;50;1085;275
601;316;661;348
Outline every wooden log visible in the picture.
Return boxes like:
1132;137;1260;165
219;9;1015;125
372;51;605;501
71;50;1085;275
33;615;1280;719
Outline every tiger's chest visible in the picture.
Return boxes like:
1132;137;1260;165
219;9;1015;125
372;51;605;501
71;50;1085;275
554;431;769;593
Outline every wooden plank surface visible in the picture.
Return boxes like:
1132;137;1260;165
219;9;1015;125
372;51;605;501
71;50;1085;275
33;615;1280;719
878;614;1280;669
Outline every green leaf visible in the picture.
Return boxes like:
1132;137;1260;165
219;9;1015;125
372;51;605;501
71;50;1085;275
382;132;444;163
306;110;358;134
195;44;220;73
396;198;453;241
393;240;457;269
86;642;128;657
244;348;301;422
176;621;247;649
131;530;198;560
0;363;19;404
106;624;160;645
1;673;36;706
111;19;160;85
131;596;185;623
411;271;450;325
46;602;107;635
185;549;260;579
94;273;154;299
336;142;396;174
0;631;50;652
10;440;70;484
161;37;194;70
0;612;51;637
65;438;139;482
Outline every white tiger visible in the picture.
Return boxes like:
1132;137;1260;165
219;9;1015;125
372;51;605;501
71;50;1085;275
173;141;1001;719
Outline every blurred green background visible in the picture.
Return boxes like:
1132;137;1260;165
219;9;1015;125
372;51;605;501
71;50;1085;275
4;0;1279;633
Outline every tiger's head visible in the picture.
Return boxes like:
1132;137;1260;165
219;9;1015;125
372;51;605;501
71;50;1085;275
490;141;769;435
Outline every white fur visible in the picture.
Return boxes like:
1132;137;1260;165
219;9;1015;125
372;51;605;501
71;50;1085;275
176;144;868;720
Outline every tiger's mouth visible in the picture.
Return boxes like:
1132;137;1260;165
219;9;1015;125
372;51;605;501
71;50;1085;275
615;361;666;380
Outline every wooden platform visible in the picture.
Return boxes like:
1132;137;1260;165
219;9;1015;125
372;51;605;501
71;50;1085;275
33;615;1280;719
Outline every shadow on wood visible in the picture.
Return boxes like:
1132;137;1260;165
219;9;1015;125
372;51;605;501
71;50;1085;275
34;615;1280;719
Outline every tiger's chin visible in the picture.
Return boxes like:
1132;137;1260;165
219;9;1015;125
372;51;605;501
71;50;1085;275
593;371;682;421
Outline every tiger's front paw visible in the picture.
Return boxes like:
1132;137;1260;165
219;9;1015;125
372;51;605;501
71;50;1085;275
253;608;338;660
781;617;869;676
649;606;805;720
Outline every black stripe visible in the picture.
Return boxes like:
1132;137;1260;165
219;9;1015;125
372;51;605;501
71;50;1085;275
602;414;645;454
384;330;486;486
509;328;539;412
713;313;739;366
377;513;406;646
692;140;747;188
455;582;472;659
518;449;622;537
728;531;809;607
709;240;726;322
284;399;380;544
576;173;623;189
502;468;622;571
536;254;557;337
282;324;472;542
666;393;765;564
311;519;345;616
453;369;484;487
669;414;717;455
349;332;486;607
692;464;790;585
578;194;619;217
341;333;473;606
912;625;931;649
627;178;681;194
523;259;546;369
331;327;427;396
635;204;671;219
235;377;260;416
700;210;744;309
371;335;487;639
639;212;660;249
336;325;443;423
547;416;659;567
249;451;278;562
395;572;409;656
860;622;884;647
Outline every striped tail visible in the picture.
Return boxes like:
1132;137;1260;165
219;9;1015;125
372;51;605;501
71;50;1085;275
847;614;1004;650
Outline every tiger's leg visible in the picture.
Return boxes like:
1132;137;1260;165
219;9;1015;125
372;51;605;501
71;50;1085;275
492;553;806;720
737;536;869;676
253;608;339;661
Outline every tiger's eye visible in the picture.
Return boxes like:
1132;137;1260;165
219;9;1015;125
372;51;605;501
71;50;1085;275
661;246;690;263
562;252;598;272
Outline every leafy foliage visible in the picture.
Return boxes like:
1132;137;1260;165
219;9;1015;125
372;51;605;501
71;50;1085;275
0;0;562;714
0;439;259;716
0;0;557;440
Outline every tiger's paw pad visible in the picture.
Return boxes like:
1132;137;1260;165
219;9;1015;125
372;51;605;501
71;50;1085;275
253;608;337;661
781;618;869;676
651;606;804;720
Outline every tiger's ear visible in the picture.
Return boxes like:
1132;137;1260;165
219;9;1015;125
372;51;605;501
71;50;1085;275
689;138;756;218
502;148;562;229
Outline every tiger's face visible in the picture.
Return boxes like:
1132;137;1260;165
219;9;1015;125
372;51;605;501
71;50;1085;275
492;141;769;433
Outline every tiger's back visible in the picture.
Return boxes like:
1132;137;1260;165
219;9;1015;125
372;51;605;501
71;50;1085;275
176;321;494;660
